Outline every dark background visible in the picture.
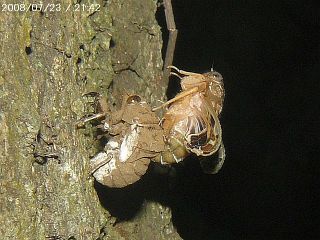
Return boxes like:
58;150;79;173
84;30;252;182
96;1;320;239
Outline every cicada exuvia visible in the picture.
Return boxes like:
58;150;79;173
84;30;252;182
77;93;165;188
153;66;225;174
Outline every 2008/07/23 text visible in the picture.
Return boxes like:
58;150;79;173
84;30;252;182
1;3;100;12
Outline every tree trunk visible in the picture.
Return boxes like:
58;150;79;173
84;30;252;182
0;0;181;239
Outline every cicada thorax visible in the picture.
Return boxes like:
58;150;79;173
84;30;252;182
154;67;225;169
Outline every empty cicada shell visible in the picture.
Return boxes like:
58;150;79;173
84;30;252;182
153;66;225;174
90;94;165;188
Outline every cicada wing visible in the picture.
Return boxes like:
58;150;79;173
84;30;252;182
200;141;225;174
185;100;222;157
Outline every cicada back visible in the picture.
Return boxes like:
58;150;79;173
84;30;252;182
153;66;225;174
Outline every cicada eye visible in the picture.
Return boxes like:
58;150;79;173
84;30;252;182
127;95;142;104
213;73;219;78
213;72;223;82
208;71;222;79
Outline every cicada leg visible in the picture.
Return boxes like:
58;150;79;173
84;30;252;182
152;86;199;111
167;65;204;78
90;152;113;174
76;112;105;128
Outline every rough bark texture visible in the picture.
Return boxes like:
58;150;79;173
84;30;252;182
0;0;181;239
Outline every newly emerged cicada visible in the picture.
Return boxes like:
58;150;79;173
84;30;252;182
153;66;225;174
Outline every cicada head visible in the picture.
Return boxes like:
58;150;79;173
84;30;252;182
203;70;225;115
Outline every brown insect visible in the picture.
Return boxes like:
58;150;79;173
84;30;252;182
78;0;226;187
153;66;225;174
84;93;165;188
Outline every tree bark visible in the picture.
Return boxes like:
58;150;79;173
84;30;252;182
0;0;181;239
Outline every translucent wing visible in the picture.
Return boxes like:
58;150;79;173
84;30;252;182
184;96;222;155
200;141;225;174
184;96;225;174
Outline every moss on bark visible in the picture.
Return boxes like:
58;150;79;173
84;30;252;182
0;0;181;239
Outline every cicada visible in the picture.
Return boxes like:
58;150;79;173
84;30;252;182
79;93;165;188
153;66;225;174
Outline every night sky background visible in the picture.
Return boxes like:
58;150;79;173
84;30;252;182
96;1;320;239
